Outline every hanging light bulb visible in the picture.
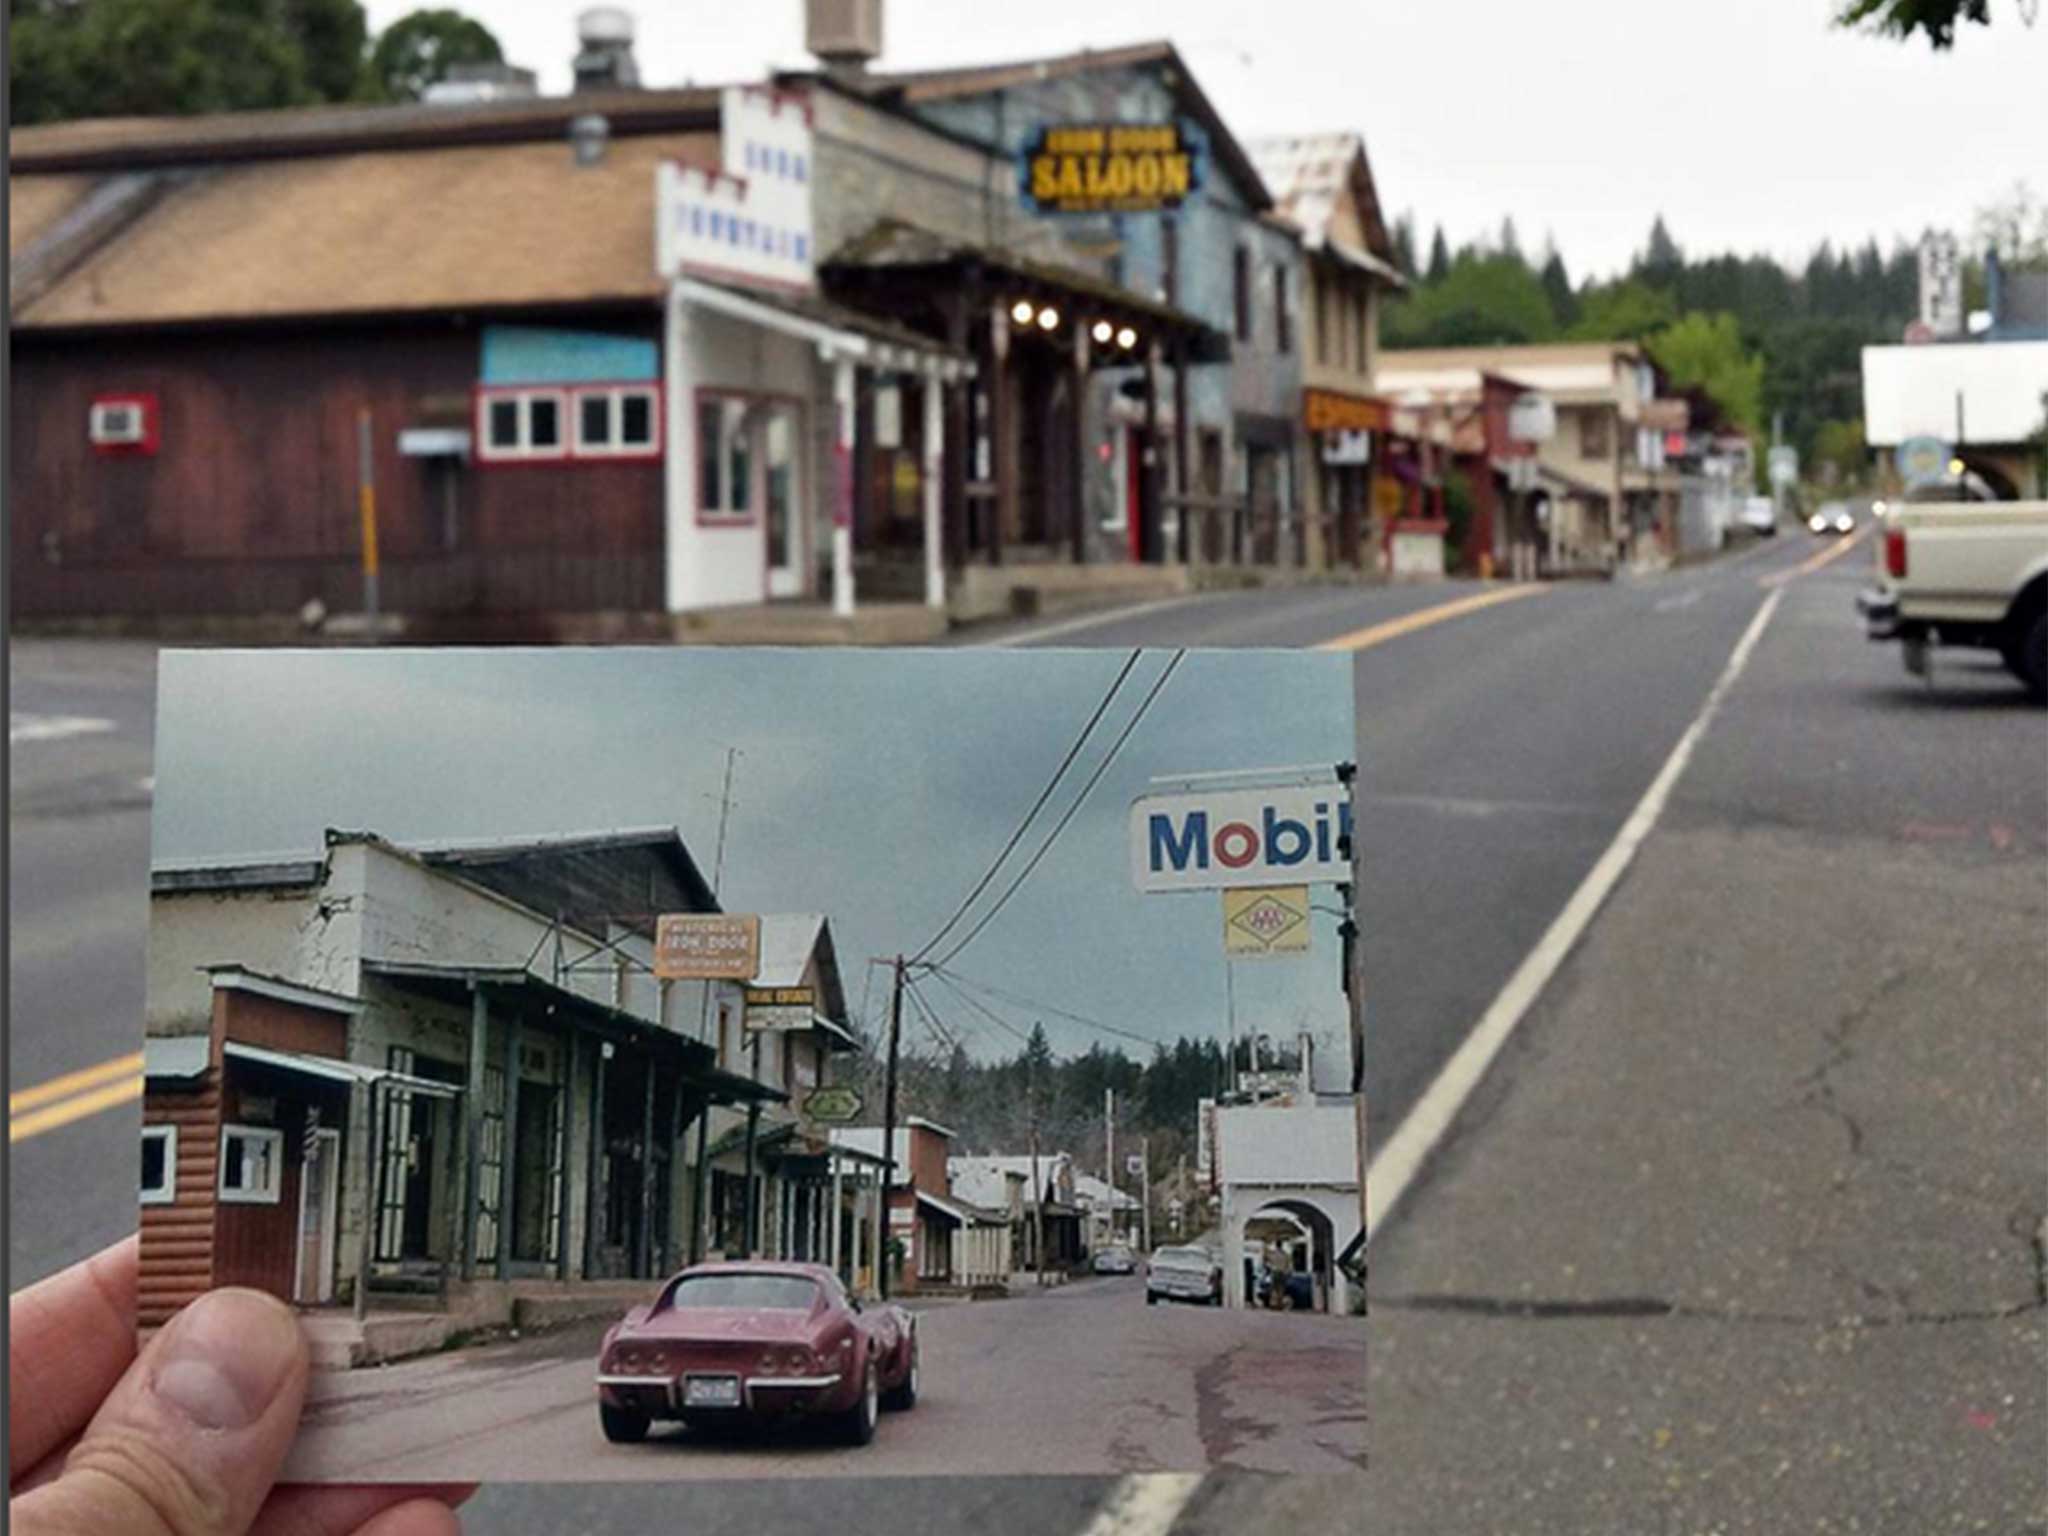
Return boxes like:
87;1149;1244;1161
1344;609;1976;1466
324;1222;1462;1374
1038;306;1061;330
1011;300;1035;326
1092;320;1114;344
1117;326;1139;350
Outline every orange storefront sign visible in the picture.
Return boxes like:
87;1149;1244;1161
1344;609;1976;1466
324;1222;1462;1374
1304;389;1393;436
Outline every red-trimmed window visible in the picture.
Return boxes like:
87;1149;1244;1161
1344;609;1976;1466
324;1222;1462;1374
89;393;160;455
476;383;660;464
573;384;662;459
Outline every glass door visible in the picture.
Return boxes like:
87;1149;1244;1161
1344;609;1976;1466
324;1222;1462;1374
764;405;803;599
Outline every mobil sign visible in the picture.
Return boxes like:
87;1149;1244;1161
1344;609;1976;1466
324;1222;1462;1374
1130;784;1352;893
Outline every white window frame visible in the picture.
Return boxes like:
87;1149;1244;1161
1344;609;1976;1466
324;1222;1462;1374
141;1124;177;1206
477;388;571;463
219;1124;284;1205
571;385;661;458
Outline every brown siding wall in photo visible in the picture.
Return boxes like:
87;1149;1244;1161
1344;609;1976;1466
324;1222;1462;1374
139;1076;224;1328
10;314;665;621
216;987;348;1061
211;1068;319;1302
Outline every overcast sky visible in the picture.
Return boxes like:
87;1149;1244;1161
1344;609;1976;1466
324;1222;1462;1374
154;648;1353;1065
367;0;2044;282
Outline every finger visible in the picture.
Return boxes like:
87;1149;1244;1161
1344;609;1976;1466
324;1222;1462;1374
7;1235;139;1479
246;1485;478;1536
11;1286;308;1536
344;1500;465;1536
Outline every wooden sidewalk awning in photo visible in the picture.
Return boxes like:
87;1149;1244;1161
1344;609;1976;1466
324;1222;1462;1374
361;959;787;1107
823;218;1232;366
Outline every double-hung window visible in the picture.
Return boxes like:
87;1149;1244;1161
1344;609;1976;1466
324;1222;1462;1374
697;395;756;523
141;1125;177;1205
573;385;661;458
479;383;659;464
219;1125;283;1204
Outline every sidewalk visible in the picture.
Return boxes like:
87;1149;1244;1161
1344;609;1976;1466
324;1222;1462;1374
1367;817;2047;1529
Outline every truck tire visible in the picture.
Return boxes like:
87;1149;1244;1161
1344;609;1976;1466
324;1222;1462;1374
2021;613;2048;705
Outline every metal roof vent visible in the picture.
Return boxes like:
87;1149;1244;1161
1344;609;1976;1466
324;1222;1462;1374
570;113;610;166
573;6;640;93
807;0;883;75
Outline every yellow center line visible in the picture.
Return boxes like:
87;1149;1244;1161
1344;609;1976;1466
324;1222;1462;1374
10;1072;143;1142
10;1050;144;1114
1315;584;1546;652
1761;527;1869;589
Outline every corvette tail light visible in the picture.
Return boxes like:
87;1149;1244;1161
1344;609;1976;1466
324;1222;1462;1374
1884;527;1907;580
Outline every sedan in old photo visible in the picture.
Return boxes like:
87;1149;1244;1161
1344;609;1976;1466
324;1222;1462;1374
1145;1244;1223;1305
596;1262;918;1447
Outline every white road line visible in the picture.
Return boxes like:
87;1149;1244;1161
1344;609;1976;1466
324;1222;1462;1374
9;713;116;743
965;596;1209;647
1076;1475;1206;1536
1365;587;1785;1241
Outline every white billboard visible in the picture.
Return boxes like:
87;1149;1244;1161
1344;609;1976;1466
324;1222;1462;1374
1130;784;1352;893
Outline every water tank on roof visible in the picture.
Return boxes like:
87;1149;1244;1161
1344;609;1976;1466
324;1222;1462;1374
573;7;640;92
808;0;884;70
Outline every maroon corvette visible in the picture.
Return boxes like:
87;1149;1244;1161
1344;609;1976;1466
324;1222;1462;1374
595;1261;919;1446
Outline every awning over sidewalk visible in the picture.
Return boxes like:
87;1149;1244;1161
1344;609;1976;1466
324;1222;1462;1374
677;273;976;381
223;1040;464;1098
363;959;785;1108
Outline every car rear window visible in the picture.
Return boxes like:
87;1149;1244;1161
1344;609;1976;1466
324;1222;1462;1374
1153;1248;1209;1266
665;1274;820;1311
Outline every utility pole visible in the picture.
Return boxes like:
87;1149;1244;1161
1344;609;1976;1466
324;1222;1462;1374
879;954;905;1300
1175;1151;1186;1238
1338;760;1369;1289
1029;1045;1047;1287
1140;1135;1151;1252
1104;1087;1115;1244
1224;961;1238;1096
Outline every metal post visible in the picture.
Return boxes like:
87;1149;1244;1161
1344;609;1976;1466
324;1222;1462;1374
924;370;947;610
1104;1087;1114;1245
638;1057;656;1277
352;1079;381;1324
1338;760;1368;1297
1071;321;1090;566
1141;341;1162;564
991;303;1013;568
832;354;857;619
743;1038;762;1259
585;1041;607;1279
690;1093;710;1265
1140;1136;1151;1252
1172;339;1192;567
357;407;380;636
1029;1063;1046;1286
879;955;904;1298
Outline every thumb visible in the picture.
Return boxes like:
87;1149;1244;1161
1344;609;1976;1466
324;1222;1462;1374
12;1288;308;1536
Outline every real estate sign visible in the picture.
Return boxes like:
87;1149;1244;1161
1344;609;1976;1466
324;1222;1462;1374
654;913;760;981
1131;785;1351;893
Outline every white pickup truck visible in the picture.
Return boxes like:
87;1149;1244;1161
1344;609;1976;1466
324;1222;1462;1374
1856;488;2048;703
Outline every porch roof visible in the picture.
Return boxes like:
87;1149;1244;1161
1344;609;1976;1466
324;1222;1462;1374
224;1040;464;1098
678;274;975;381
362;959;785;1106
823;218;1233;366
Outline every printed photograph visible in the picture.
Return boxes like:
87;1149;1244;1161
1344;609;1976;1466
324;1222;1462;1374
135;645;1365;1482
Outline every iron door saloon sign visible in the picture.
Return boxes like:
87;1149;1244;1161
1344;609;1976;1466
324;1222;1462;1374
1131;785;1352;893
1022;123;1201;215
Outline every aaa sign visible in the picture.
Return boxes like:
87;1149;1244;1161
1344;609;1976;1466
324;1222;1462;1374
1223;886;1311;958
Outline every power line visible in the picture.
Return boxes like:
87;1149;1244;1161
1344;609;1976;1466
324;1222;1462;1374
910;650;1144;965
929;966;1155;1056
901;973;961;1055
924;968;1037;1049
928;650;1186;971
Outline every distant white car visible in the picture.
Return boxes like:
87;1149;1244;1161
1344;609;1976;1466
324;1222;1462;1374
1144;1245;1222;1305
1092;1245;1137;1275
1741;496;1779;536
1808;501;1855;536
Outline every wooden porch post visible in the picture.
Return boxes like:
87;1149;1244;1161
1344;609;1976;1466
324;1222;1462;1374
636;1055;655;1278
352;1078;381;1324
690;1094;711;1264
1173;339;1193;566
1070;322;1090;565
923;369;946;610
585;1040;607;1279
991;302;1013;568
1141;341;1162;565
497;1016;519;1281
463;985;487;1280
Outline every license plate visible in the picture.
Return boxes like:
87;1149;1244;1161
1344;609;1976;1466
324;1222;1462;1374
683;1375;742;1408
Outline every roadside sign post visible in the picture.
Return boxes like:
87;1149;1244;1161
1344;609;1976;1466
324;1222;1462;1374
1129;764;1367;1305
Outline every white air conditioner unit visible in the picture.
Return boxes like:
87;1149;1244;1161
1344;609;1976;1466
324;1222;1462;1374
89;400;147;445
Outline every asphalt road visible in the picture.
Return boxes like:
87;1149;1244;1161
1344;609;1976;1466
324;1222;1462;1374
11;529;2045;1533
279;1275;1364;1483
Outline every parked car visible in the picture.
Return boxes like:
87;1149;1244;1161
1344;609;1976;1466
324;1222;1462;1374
595;1262;918;1447
1092;1244;1137;1275
1145;1244;1223;1305
1808;501;1855;536
1857;493;2048;701
1741;495;1779;536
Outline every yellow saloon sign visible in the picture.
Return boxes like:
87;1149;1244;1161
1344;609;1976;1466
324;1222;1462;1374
1024;123;1199;215
1222;886;1311;959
